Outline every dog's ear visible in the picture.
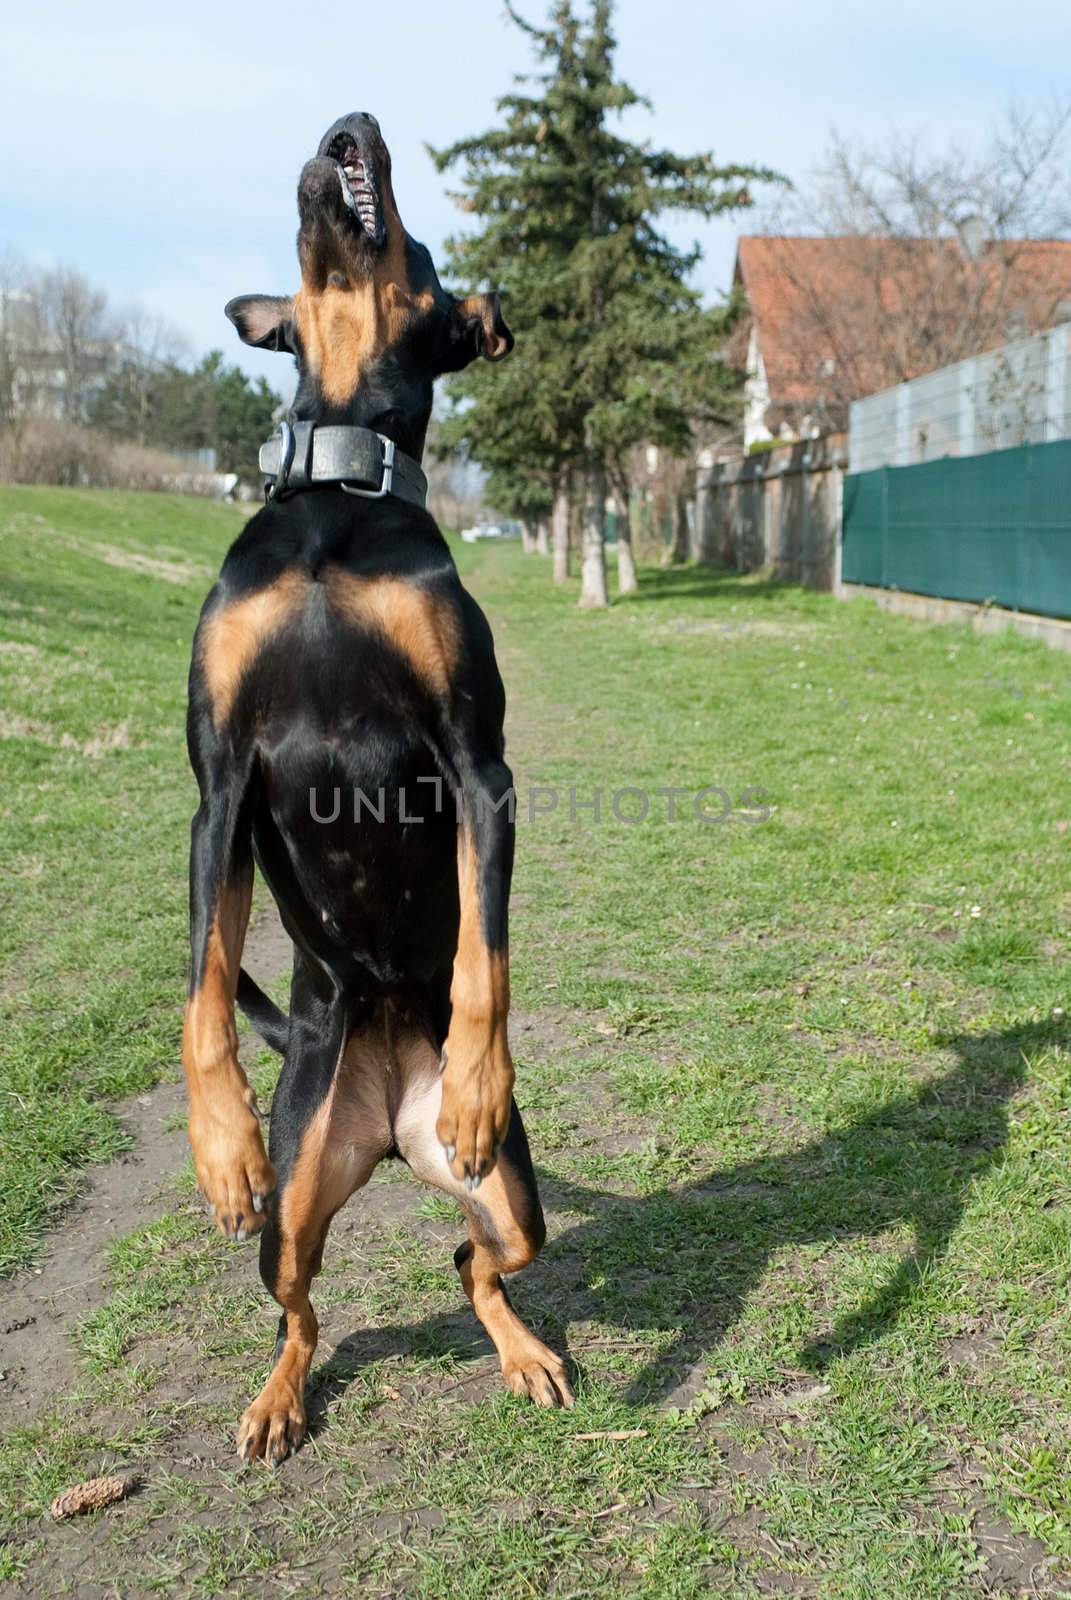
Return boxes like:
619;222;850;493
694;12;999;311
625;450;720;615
225;294;295;353
437;292;514;372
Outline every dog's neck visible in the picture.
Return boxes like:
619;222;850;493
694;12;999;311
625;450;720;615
288;372;433;465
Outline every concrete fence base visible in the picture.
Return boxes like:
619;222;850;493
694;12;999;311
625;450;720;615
840;583;1071;653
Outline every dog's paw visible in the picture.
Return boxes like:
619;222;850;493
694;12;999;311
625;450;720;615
189;1101;275;1240
436;1051;514;1186
237;1376;306;1467
502;1337;574;1409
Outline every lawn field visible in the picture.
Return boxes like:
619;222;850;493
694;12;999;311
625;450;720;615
1;484;1071;1596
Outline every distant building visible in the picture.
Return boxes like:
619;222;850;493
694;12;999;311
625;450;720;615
731;235;1071;450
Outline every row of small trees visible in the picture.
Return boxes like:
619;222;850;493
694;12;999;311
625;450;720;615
0;258;279;483
93;350;278;478
432;1;774;606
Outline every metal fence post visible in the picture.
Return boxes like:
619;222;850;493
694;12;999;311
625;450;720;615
895;384;911;466
833;457;844;596
959;359;976;457
801;451;811;587
1045;328;1064;443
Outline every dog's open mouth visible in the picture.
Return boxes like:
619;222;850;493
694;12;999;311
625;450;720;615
326;135;381;240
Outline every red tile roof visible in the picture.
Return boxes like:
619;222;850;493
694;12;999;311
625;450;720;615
734;235;1071;412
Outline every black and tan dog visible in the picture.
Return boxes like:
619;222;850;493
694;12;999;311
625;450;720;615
183;112;572;1466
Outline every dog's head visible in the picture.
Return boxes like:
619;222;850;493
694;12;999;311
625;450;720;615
225;112;512;458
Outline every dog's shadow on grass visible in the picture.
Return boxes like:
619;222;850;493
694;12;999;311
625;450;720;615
307;1021;1040;1425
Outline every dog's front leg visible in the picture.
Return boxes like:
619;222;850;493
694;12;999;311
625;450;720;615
183;789;275;1239
437;755;516;1187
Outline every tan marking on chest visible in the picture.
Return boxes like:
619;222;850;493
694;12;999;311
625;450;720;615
199;570;309;725
327;571;460;697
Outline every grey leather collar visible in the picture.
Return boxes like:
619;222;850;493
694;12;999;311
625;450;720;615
259;421;428;508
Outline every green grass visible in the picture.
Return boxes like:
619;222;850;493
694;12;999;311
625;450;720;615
0;488;248;1272
2;486;1071;1595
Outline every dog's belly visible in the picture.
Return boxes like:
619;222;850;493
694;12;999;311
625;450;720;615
330;1001;441;1143
251;707;460;992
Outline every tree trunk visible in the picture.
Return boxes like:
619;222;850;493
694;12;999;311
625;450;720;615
521;520;537;554
552;466;571;583
662;488;690;566
614;481;639;596
579;460;609;609
570;492;583;568
694;464;715;564
535;521;550;556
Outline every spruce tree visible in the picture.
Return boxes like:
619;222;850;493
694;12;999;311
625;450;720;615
431;0;775;604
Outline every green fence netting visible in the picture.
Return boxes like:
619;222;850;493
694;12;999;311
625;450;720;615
842;439;1071;619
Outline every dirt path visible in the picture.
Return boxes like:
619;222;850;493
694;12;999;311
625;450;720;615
0;907;293;1434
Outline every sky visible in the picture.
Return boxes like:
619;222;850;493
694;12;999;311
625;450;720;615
3;0;1069;388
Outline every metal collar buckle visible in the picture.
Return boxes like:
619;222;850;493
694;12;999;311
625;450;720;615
266;419;296;502
341;434;395;499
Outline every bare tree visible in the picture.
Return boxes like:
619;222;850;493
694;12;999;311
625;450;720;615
0;250;30;429
0;251;54;471
35;266;118;422
754;99;1071;429
115;304;190;445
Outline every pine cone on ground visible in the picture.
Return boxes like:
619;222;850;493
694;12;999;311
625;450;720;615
49;1474;137;1519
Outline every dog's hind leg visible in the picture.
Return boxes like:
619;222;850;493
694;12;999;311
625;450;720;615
394;1028;572;1408
453;1116;573;1409
239;981;392;1465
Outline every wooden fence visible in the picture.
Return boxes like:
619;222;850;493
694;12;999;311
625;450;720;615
693;436;846;591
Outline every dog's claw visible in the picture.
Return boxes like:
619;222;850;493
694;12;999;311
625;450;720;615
237;1383;306;1467
192;1115;275;1242
436;1054;514;1187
